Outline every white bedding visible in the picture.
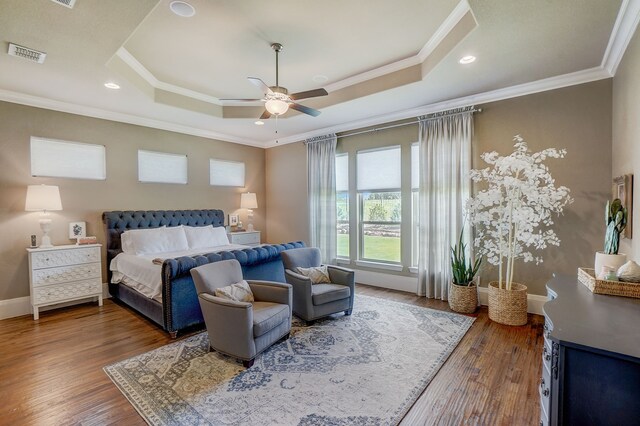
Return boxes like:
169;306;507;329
110;244;248;300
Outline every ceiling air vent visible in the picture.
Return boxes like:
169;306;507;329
50;0;76;8
8;43;47;64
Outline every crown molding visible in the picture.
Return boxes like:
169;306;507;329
602;0;640;75
0;88;265;148
266;66;611;147
417;0;473;62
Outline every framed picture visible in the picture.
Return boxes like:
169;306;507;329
69;221;86;240
229;214;239;227
613;174;633;239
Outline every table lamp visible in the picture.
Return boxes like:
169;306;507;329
240;192;258;232
25;185;63;248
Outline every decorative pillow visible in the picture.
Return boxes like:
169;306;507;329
214;280;254;302
126;226;189;255
297;265;331;284
184;225;230;249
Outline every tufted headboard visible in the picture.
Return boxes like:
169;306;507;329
102;210;225;279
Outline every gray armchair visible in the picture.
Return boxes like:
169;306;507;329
281;247;355;323
190;259;292;368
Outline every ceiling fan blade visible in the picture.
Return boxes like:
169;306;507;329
248;77;273;94
290;102;321;117
219;99;263;102
259;110;272;120
290;88;328;101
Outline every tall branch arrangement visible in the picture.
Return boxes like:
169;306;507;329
466;136;573;290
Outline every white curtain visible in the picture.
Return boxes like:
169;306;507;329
417;108;473;299
307;134;337;264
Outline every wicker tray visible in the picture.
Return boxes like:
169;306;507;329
577;267;640;299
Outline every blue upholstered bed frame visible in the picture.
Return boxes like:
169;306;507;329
103;210;304;337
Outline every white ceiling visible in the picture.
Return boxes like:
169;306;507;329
0;0;634;148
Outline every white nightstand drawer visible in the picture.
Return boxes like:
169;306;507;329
30;246;101;269
32;278;102;305
228;231;260;246
32;262;101;287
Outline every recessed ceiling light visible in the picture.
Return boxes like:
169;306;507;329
170;1;195;17
459;55;476;64
104;82;120;90
313;75;328;84
254;120;264;126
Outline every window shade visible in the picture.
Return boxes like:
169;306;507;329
336;154;348;192
411;143;419;190
30;137;106;180
210;159;245;187
138;150;187;184
357;146;401;190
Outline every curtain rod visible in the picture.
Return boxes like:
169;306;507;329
338;107;482;139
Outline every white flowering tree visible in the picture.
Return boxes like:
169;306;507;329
466;135;573;290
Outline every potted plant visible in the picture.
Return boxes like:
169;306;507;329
466;135;572;326
449;228;482;314
594;199;627;278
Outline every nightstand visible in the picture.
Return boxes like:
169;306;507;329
27;244;103;320
227;230;261;246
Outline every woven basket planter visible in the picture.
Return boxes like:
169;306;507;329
488;281;528;326
448;281;478;314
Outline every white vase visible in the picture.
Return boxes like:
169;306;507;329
594;251;627;278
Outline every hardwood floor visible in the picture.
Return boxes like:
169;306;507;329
0;285;543;425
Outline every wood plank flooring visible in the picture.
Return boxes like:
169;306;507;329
0;285;543;425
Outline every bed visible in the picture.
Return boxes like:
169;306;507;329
103;210;304;337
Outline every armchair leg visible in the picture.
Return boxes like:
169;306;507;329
169;330;178;339
242;358;255;368
345;309;352;316
281;332;290;342
209;346;215;353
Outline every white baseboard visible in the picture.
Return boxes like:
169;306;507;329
354;268;546;315
0;283;112;320
354;269;417;293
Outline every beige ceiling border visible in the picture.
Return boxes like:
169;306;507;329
112;1;476;118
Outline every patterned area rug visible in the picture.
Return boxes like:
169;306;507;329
104;295;474;425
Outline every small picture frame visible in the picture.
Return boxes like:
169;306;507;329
69;221;87;240
229;214;239;227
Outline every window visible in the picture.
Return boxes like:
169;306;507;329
336;154;349;258
357;146;401;263
138;150;187;184
30;137;106;180
210;159;245;187
411;143;419;266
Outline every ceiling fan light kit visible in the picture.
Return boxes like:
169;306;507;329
221;42;329;121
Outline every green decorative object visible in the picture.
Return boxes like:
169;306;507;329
604;198;627;255
450;229;481;286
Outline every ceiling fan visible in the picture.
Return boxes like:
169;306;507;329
221;43;328;120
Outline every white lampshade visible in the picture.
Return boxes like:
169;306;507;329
25;185;63;212
240;192;258;209
265;99;289;116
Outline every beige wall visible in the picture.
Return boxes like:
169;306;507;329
265;141;309;244
265;80;613;295
613;25;640;261
475;80;612;294
0;101;265;301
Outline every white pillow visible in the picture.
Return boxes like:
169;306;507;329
183;225;229;249
121;226;165;254
125;226;189;255
214;280;254;302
